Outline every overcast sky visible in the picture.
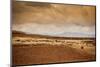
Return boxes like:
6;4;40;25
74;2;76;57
12;1;96;37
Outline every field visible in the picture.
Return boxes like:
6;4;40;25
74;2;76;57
12;31;96;65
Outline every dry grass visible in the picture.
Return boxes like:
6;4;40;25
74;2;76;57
12;31;96;65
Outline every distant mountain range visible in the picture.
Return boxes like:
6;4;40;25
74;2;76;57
12;30;95;40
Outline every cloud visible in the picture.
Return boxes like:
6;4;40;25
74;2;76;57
12;2;95;37
12;23;95;37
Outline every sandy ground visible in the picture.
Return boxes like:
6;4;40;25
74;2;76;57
12;31;96;65
12;44;95;65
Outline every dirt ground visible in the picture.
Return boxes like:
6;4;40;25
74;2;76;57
12;44;95;66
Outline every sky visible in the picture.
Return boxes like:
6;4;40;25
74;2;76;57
12;1;96;37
